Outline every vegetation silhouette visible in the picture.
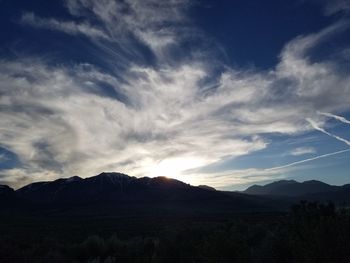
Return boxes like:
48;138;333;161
1;201;350;262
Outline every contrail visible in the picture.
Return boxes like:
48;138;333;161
318;111;350;124
212;148;350;186
265;148;350;171
306;118;350;146
264;118;350;171
217;117;350;183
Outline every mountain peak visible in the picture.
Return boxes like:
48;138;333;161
65;176;82;182
198;185;216;191
13;172;200;204
302;180;328;185
97;172;130;177
94;172;134;181
270;179;297;185
244;179;337;197
0;184;14;192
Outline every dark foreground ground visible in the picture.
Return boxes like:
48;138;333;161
1;202;350;263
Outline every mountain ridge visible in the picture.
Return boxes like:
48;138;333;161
243;179;345;197
6;172;267;211
2;175;350;214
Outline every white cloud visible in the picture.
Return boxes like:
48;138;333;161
266;148;350;171
306;118;350;146
21;12;110;40
1;1;350;188
318;111;350;124
0;59;269;188
63;0;192;57
194;148;350;188
290;147;316;156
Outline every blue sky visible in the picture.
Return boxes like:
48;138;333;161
0;0;350;190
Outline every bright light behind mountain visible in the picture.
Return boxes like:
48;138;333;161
147;157;207;184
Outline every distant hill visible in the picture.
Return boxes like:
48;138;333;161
243;180;350;203
243;180;338;196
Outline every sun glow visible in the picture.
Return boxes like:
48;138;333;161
148;157;206;185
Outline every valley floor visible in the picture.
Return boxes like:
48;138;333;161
1;202;350;263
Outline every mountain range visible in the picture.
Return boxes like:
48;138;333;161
12;172;234;203
1;173;273;216
243;179;350;202
1;173;350;215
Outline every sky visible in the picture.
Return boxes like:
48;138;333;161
0;0;350;190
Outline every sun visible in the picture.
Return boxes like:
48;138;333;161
149;157;206;184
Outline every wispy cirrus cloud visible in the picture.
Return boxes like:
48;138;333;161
1;0;350;188
194;148;350;188
318;111;350;124
63;0;193;57
21;12;110;40
289;147;316;156
306;118;350;146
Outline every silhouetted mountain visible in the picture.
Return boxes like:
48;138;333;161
13;173;267;212
243;180;339;196
0;185;14;197
245;180;297;195
198;185;216;191
0;185;17;207
16;173;198;203
243;179;350;205
3;174;350;215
